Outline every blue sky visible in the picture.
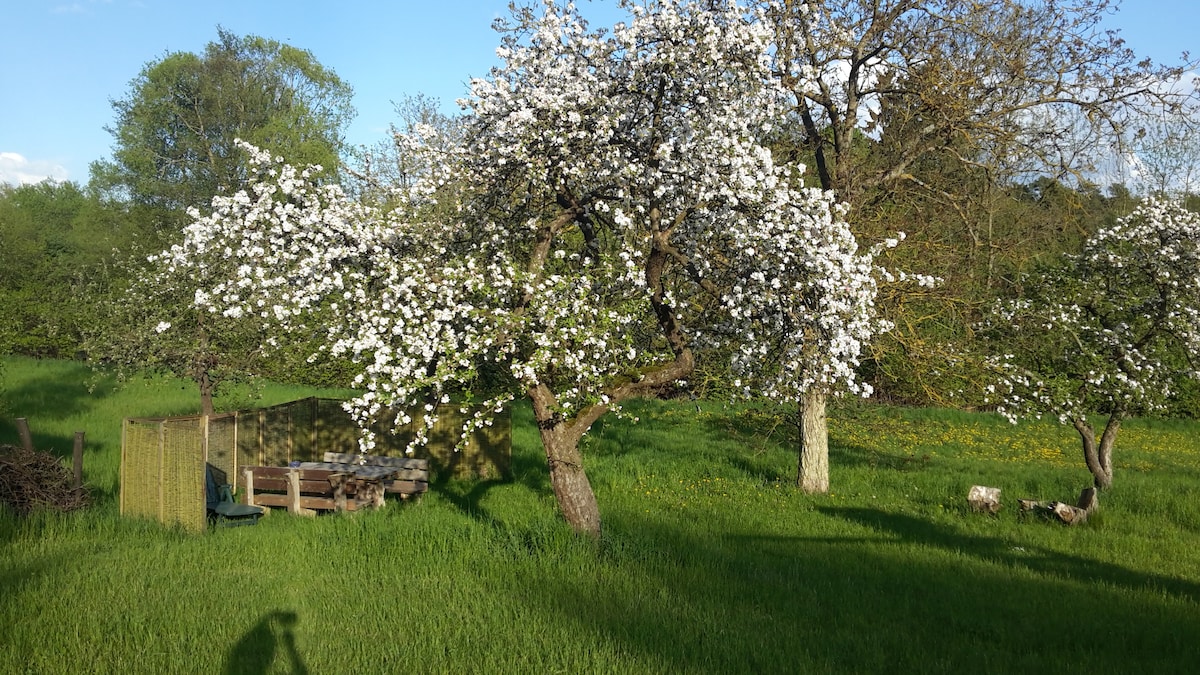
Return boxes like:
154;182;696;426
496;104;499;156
1;0;1196;186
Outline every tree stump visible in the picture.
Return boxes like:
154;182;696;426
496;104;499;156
967;485;1002;513
1076;487;1098;512
1053;487;1100;525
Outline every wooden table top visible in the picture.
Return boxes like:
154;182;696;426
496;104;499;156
295;462;396;480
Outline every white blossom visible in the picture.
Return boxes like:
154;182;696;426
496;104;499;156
981;198;1200;424
151;0;893;453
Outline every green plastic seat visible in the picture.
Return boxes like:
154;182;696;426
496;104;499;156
205;464;264;527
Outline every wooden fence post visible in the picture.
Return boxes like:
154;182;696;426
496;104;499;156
16;418;34;452
73;431;85;488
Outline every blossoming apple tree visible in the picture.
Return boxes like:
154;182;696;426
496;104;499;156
154;0;889;536
980;199;1200;489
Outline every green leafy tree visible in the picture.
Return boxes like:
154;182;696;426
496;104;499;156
0;181;143;359
92;27;354;227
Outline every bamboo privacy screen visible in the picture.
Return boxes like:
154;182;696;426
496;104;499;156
120;413;237;532
120;399;512;530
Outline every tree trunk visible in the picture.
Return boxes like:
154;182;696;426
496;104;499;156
198;366;216;418
196;315;216;418
529;385;602;538
796;389;829;494
542;427;602;538
1096;411;1122;488
1073;410;1122;490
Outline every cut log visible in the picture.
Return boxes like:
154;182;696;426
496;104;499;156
1017;487;1098;525
967;485;1002;513
1018;498;1043;512
1050;501;1089;525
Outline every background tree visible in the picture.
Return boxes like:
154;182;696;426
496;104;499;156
980;199;1200;489
343;94;463;207
95;222;274;418
155;0;886;536
1126;108;1200;198
85;29;355;413
0;181;142;359
760;0;1197;492
91;27;354;232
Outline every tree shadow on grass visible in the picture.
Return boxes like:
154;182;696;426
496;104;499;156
692;401;932;480
830;441;938;472
0;545;79;651
432;427;552;526
433;477;511;526
722;451;792;484
496;510;1200;673
818;505;1200;602
0;427;80;461
0;360;117;423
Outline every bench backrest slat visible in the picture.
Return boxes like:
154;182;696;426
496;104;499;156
323;451;429;471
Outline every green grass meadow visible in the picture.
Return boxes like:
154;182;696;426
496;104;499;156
2;356;1200;673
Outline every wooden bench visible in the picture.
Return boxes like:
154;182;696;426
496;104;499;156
322;452;429;499
242;466;385;516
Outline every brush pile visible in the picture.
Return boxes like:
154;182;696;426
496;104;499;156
0;444;91;515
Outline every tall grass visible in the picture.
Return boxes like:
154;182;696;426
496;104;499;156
2;357;1199;673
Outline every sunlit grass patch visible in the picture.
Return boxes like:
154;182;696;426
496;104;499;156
822;403;1200;475
1116;421;1200;473
3;358;1200;673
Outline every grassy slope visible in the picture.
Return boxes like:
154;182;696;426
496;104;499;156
2;356;1199;673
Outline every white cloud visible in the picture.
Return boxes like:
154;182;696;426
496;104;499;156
0;152;70;186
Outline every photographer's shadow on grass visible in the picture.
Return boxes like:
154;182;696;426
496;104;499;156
224;610;308;675
818;506;1200;603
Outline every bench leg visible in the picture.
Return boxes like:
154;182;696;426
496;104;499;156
244;469;256;507
287;469;316;517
